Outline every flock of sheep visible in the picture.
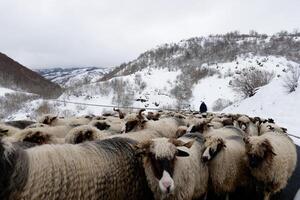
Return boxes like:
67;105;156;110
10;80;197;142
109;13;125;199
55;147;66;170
0;108;298;200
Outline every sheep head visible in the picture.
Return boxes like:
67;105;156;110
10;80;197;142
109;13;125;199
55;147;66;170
22;130;52;145
202;136;226;162
135;138;193;194
122;109;147;133
39;114;58;125
244;136;276;168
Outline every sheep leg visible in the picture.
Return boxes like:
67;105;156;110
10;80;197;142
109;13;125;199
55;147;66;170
263;192;271;200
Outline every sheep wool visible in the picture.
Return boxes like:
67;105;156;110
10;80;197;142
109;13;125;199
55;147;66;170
0;138;153;200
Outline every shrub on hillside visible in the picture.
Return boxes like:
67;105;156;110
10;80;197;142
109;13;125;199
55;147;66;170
0;92;39;119
230;69;275;98
282;65;300;93
212;98;233;111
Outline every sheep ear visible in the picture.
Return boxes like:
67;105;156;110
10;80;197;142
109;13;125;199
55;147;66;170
280;127;287;133
134;141;152;156
176;149;190;157
183;140;194;148
169;138;193;148
217;138;226;149
188;123;209;133
175;127;187;138
50;116;57;123
262;139;276;156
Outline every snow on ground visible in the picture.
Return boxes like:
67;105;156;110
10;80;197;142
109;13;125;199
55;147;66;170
224;77;300;145
0;87;15;96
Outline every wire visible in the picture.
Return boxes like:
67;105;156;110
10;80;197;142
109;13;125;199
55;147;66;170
47;99;185;112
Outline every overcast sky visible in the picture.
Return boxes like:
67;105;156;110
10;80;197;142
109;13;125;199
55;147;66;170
0;0;299;69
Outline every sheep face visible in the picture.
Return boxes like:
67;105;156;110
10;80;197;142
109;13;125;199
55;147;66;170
244;137;276;168
136;138;193;195
122;109;147;133
22;131;51;145
91;121;111;131
202;137;226;162
39;115;58;125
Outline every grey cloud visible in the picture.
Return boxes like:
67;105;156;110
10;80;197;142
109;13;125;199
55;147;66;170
0;0;299;68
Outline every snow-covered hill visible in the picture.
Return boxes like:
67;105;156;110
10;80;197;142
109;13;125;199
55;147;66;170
35;67;110;88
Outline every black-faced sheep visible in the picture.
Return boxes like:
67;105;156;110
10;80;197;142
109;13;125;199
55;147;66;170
65;125;109;144
136;136;208;200
244;132;297;200
0;137;153;200
201;126;250;198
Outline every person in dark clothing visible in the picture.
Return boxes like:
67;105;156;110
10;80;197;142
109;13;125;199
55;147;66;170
199;101;207;113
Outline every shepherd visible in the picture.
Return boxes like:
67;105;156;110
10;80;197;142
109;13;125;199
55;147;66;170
199;101;207;113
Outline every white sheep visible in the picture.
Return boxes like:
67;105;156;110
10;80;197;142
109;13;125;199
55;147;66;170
201;126;250;198
0;137;153;200
122;109;187;138
65;125;109;144
38;114;91;126
135;136;208;200
0;124;20;137
244;131;297;200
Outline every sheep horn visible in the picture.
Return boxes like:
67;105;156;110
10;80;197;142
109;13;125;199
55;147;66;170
113;108;125;119
138;109;146;119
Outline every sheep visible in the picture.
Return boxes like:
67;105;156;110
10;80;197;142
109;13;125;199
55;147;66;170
244;132;297;200
0;124;20;137
38;114;91;126
122;109;187;138
109;129;163;143
259;122;287;135
146;111;161;121
0;137;153;200
235;115;259;136
65;125;109;144
5;128;65;145
4;120;36;129
201;126;251;199
89;119;123;134
135;135;208;200
25;123;50;129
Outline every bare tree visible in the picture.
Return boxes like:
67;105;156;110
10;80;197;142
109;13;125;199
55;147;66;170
111;78;134;107
231;69;275;98
282;65;300;93
170;76;193;110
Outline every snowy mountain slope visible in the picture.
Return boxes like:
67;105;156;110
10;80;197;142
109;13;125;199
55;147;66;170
35;67;110;88
8;55;298;119
224;76;300;145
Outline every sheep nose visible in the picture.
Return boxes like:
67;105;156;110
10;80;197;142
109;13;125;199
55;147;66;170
162;181;172;189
